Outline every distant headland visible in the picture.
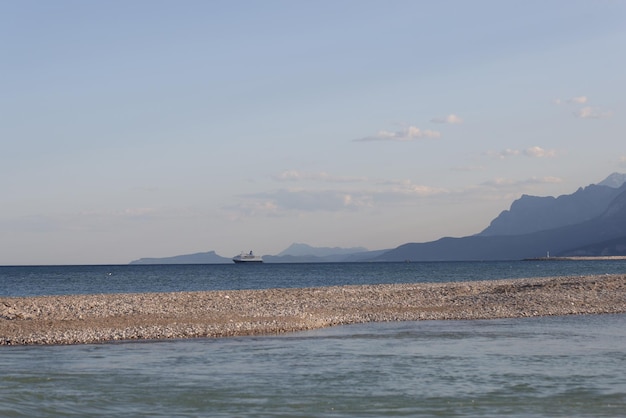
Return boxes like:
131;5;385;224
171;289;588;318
524;256;626;261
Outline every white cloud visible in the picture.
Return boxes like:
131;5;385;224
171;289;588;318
431;114;463;124
355;126;441;142
380;179;449;196
485;149;521;159
574;106;613;119
240;189;373;213
553;95;613;119
523;146;556;158
397;184;448;197
486;146;556;159
231;177;450;216
230;173;567;219
482;177;516;187
554;95;588;105
482;176;562;189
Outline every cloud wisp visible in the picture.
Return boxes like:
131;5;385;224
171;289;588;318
230;174;563;218
554;95;588;105
574;106;614;119
354;126;441;142
523;146;557;158
486;149;520;159
486;146;557;159
554;95;613;119
227;169;566;220
272;170;368;183
481;176;562;189
430;114;463;124
228;174;451;217
231;189;373;216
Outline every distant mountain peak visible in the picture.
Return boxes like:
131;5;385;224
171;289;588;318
597;172;626;188
479;175;625;237
129;250;231;264
377;178;626;261
278;243;368;257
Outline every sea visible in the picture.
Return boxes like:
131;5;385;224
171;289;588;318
1;261;625;417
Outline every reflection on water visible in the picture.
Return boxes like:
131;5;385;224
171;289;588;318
1;314;625;417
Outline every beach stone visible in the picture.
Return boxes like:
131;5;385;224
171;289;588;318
1;275;625;346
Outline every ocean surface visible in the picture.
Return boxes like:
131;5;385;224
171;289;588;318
2;259;626;297
2;261;626;417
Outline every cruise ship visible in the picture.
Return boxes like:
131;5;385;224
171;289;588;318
232;251;263;263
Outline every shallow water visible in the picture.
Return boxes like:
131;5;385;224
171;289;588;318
2;314;625;417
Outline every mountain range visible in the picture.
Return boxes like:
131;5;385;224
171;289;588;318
375;173;626;261
129;173;626;264
130;251;232;265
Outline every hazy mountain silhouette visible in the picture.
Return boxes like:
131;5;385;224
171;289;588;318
129;251;231;264
480;174;625;237
277;243;368;257
375;178;626;261
597;172;626;188
560;236;626;256
129;245;380;264
264;248;387;263
130;173;626;263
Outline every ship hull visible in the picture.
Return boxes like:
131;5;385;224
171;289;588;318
232;251;263;263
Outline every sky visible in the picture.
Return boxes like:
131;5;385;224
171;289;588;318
2;1;626;265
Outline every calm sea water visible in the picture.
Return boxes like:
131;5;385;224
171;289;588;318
1;262;625;417
2;260;626;297
1;315;624;417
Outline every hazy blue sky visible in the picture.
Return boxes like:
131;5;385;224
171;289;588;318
2;1;625;264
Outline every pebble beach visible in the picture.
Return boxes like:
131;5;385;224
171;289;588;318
2;274;625;346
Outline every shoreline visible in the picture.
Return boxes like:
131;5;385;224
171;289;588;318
2;274;625;346
524;256;626;261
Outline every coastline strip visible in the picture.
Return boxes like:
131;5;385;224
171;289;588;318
2;274;625;346
524;256;626;261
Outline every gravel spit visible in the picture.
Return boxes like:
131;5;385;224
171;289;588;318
2;274;625;346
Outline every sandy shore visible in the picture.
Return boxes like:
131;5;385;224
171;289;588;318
2;274;625;346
